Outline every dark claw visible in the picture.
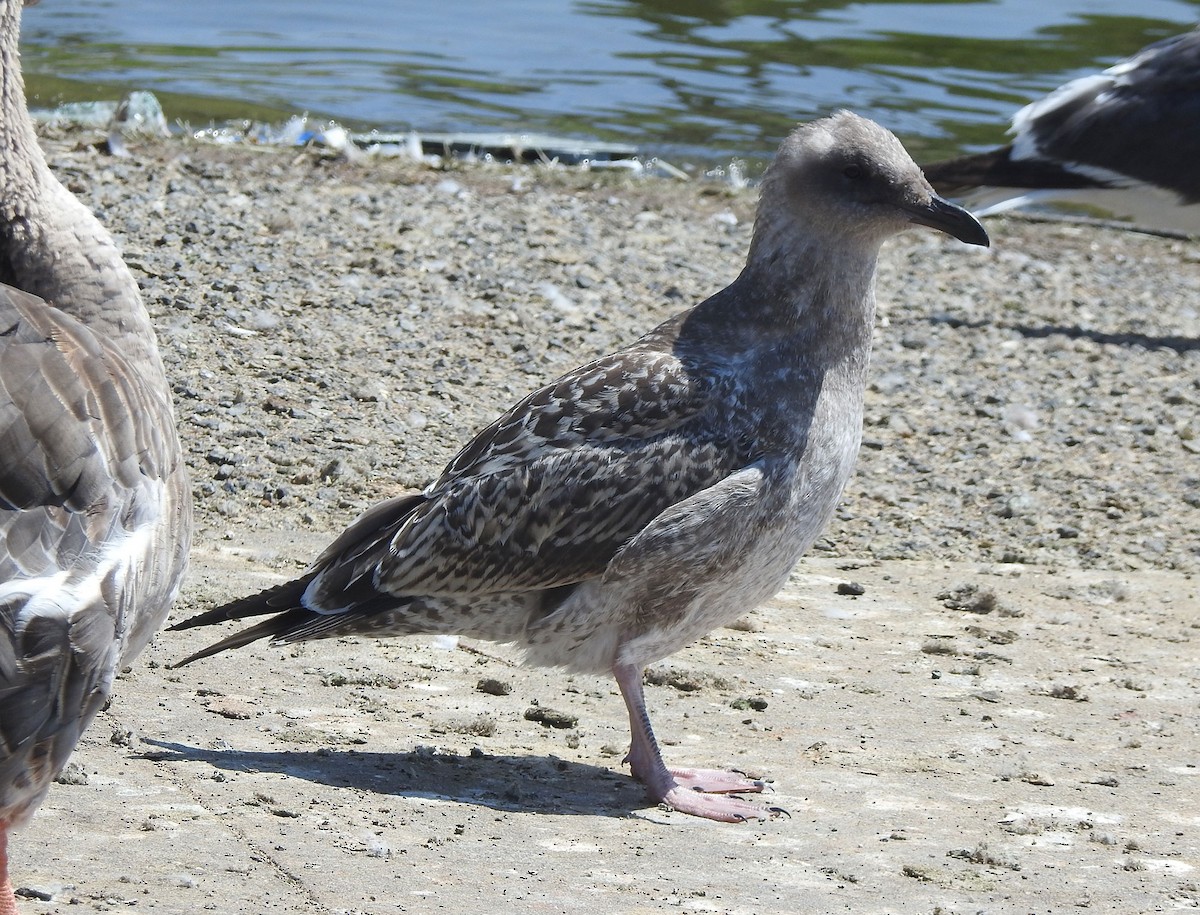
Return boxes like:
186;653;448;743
767;806;792;819
728;768;770;791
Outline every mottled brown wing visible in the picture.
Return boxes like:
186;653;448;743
0;283;188;823
436;348;713;482
305;347;750;608
0;283;184;574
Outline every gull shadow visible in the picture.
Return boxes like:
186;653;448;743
139;737;649;818
1011;324;1200;353
929;314;1199;353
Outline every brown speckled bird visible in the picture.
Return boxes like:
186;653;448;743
0;0;191;908
172;110;987;822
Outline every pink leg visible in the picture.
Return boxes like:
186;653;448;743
0;825;18;915
613;662;784;823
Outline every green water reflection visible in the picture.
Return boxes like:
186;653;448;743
19;0;1200;164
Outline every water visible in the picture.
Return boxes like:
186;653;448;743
18;0;1200;168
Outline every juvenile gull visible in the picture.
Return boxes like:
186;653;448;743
923;26;1200;234
0;0;191;907
172;111;987;822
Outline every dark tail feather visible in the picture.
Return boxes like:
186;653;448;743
168;575;314;668
170;607;318;668
922;146;1107;194
168;494;428;669
169;575;313;630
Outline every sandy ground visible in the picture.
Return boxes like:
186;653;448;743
7;131;1200;914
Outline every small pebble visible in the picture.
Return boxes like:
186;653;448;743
523;706;578;729
476;677;512;696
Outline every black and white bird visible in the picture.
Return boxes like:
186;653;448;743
172;111;987;823
0;0;191;908
923;26;1200;234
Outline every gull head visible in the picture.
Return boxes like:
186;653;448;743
759;110;990;250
